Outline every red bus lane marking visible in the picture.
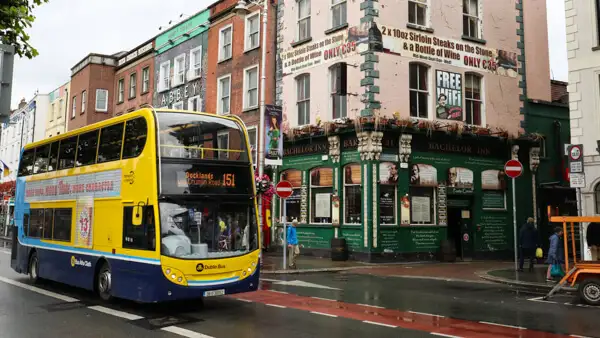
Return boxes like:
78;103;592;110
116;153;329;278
229;290;572;338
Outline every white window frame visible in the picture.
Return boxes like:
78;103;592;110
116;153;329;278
71;96;76;118
117;78;124;103
173;54;186;87
329;63;347;119
95;89;109;112
343;163;361;225
409;63;430;119
244;11;261;51
408;0;429;27
81;90;87;113
217;131;230;159
331;0;347;29
129;73;137;99
247;125;258;166
187;95;202;112
158;60;170;93
218;24;233;62
142;67;150;93
297;0;311;41
463;0;482;39
297;74;310;125
464;73;485;126
172;101;184;110
243;64;259;110
217;74;232;115
188;46;203;81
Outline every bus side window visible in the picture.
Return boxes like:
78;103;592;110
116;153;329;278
48;142;59;172
98;123;124;163
58;136;78;170
123;205;155;251
33;144;50;174
122;118;147;159
18;149;35;177
28;209;44;238
76;130;99;167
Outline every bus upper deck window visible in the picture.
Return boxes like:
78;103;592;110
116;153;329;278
18;149;35;176
122;118;147;159
58;136;77;170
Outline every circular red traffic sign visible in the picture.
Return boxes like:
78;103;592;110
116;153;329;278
275;181;293;199
569;145;582;161
504;159;523;179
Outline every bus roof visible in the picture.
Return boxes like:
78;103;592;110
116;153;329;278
24;108;245;150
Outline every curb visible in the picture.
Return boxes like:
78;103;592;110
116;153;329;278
476;270;577;292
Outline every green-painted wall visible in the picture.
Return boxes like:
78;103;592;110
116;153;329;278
155;10;210;54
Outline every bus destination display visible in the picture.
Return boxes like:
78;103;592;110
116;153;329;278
178;172;236;188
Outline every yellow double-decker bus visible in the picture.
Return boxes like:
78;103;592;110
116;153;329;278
10;108;260;302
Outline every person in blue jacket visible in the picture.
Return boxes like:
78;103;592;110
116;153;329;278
546;226;565;282
287;219;299;269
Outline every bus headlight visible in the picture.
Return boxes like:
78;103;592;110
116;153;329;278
162;266;188;286
166;269;171;275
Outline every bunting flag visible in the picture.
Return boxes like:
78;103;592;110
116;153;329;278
0;160;10;177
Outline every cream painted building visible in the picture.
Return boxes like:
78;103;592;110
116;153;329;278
45;82;70;138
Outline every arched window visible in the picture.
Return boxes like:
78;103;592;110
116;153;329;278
409;63;429;118
280;169;302;222
595;183;600;214
465;73;483;125
310;167;333;224
343;164;361;224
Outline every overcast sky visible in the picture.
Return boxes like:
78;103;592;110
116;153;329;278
9;0;568;109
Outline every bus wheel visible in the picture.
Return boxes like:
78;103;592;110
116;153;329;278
28;252;40;284
579;277;600;306
97;263;113;302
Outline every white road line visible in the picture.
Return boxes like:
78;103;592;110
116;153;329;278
527;297;558;304
362;320;397;328
311;296;336;301
409;311;445;318
0;276;79;303
431;333;463;338
570;335;592;338
235;298;253;303
162;326;214;338
478;321;525;330
358;303;385;309
259;278;281;282
87;305;143;321
269;290;289;294
310;311;338;318
265;303;286;308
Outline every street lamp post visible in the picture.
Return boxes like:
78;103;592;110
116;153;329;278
234;0;269;247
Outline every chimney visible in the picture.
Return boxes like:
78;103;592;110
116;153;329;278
18;98;26;109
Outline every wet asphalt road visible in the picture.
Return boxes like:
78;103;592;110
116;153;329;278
0;244;598;338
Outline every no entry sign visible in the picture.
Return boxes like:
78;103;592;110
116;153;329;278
504;159;523;179
275;181;293;199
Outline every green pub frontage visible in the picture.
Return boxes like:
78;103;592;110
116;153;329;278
274;118;541;262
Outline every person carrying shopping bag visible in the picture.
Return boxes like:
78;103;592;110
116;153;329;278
287;219;299;269
546;226;565;282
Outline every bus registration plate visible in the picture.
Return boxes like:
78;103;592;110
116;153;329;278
204;289;225;297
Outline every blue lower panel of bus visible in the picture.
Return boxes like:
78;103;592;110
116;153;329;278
14;244;260;303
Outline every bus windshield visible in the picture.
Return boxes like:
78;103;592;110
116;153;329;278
159;197;258;259
157;112;249;162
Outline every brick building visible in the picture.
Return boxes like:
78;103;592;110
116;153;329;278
206;0;278;165
68;54;117;131
114;40;154;116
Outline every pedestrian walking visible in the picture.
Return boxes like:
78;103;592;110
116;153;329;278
287;219;299;269
546;226;565;282
518;217;539;272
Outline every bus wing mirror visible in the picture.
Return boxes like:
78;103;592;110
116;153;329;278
132;205;143;226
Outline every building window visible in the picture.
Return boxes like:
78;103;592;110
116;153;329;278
245;12;260;51
296;74;310;125
331;0;347;28
173;54;185;87
465;73;482;125
118;79;124;103
188;95;201;112
344;164;361;224
158;61;170;92
247;126;258;166
217;131;229;160
595;183;600;214
298;0;311;41
217;74;231;115
330;63;347;119
380;162;398;225
58;99;63;119
280;169;302;222
463;0;480;39
71;96;76;118
81;90;87;113
243;65;259;110
129;73;137;99
219;25;233;61
172;101;184;110
409;63;429;118
409;186;435;225
188;46;202;81
95;89;108;112
142;67;150;93
310;167;333;224
408;0;427;27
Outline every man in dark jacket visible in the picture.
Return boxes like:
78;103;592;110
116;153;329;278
519;217;539;272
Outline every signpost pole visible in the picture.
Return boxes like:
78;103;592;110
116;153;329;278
283;202;287;270
512;178;518;271
505;159;523;272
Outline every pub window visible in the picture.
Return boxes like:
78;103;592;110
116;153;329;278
465;73;483;125
98;123;125;163
28;209;44;238
343;164;361;224
123;205;156;251
58;136;78;170
76;130;99;166
18;148;35;177
33;144;50;174
48;142;59;172
409;63;429;118
409;186;435;225
53;208;72;242
280;170;302;222
380;162;399;225
310;167;333;224
122;118;148;159
43;208;53;240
